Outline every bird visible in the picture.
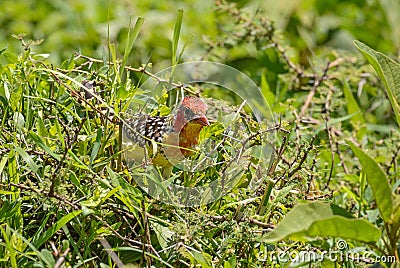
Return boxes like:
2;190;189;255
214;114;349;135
122;96;210;178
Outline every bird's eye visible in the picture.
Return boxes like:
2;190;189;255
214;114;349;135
182;106;195;118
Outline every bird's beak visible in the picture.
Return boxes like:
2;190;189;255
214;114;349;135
195;115;210;126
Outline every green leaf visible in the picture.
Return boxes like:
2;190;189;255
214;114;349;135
342;80;366;140
151;221;175;250
172;9;184;65
8;149;19;186
2;51;19;64
121;16;144;73
347;140;393;222
54;116;65;148
40;249;55;267
36;115;48;138
89;127;102;167
0;201;21;224
343;81;364;124
354;40;400;127
14;147;39;173
108;43;120;82
0;155;8;176
9;84;22;112
261;71;276;109
31;210;82;249
190;251;213;268
13;112;25;131
262;202;380;243
0;226;17;268
28;130;61;161
390;194;400;225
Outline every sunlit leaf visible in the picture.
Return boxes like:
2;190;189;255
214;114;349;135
262;202;380;243
354;40;400;127
347;140;393;222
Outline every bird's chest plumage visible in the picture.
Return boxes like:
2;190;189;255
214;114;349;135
178;123;203;156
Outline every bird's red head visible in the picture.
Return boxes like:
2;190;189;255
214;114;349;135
171;96;210;156
173;96;209;131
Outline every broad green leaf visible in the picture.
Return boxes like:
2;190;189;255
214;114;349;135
31;210;82;249
69;171;84;195
263;202;380;243
390;194;400;225
347;140;393;222
80;187;120;208
39;249;55;267
99;187;120;205
354;40;400;127
152;221;175;250
305;216;380;242
224;255;237;268
29;130;61;161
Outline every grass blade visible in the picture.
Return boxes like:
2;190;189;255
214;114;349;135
28;130;61;161
31;210;82;249
14;147;39;173
172;9;184;66
121;16;144;74
89;127;102;168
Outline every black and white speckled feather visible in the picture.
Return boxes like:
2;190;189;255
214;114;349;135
123;113;173;147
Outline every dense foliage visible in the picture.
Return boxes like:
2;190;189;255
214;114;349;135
0;0;399;267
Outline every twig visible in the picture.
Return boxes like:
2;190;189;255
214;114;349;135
299;60;335;118
49;117;86;197
208;214;275;229
51;72;115;124
141;199;152;267
98;238;125;268
386;141;400;174
73;53;197;96
54;248;70;268
288;135;316;178
335;141;349;175
7;182;79;209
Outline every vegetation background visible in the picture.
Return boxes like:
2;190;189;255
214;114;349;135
0;0;399;267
